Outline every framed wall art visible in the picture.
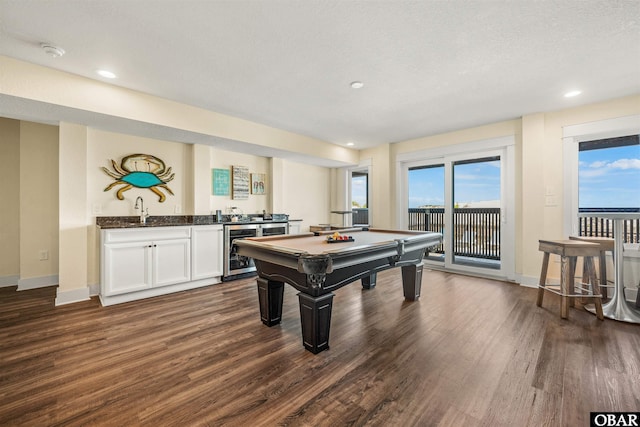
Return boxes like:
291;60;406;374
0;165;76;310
251;173;266;195
232;165;249;200
212;168;230;196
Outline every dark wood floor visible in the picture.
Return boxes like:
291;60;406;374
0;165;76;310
1;269;639;426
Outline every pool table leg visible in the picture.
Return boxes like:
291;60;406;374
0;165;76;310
298;292;334;354
401;262;424;301
361;273;377;289
257;277;284;326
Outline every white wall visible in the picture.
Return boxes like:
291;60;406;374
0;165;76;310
88;128;191;218
279;159;332;232
57;122;89;304
19;121;59;285
0;119;60;289
209;149;271;216
359;144;392;228
0;118;20;284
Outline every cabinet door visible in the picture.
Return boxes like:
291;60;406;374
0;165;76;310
103;242;152;296
191;226;223;280
288;221;302;234
153;238;191;287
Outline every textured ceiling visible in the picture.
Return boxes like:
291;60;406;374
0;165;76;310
1;0;639;152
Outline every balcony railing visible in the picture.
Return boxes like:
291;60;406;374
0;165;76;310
408;208;501;260
578;208;640;243
352;208;369;225
408;208;446;255
406;207;639;263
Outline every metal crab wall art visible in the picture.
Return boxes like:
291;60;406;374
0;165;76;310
102;154;175;202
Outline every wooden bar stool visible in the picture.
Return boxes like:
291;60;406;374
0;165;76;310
569;236;614;299
536;239;604;320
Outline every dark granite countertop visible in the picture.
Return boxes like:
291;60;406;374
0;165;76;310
97;214;290;229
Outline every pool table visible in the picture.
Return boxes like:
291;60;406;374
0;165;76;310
234;227;443;353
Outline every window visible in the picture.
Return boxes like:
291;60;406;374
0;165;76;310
577;135;640;242
351;172;368;208
578;135;640;209
408;165;444;209
562;115;640;242
351;170;369;226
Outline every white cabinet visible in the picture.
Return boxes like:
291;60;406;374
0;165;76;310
191;225;223;280
288;220;302;234
102;241;152;295
101;227;191;297
100;225;224;306
153;238;191;287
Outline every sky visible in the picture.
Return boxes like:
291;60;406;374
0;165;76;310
578;143;640;208
352;175;367;207
409;166;445;208
408;159;501;208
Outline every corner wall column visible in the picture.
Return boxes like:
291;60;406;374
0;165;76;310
57;122;90;305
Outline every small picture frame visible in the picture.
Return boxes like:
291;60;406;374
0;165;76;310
212;168;230;196
232;165;250;200
251;173;266;195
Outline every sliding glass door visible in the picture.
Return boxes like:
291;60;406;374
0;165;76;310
452;156;501;269
401;142;514;280
408;164;445;262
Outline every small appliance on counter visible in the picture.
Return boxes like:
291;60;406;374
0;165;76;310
227;207;243;222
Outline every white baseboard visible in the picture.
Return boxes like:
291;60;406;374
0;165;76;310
88;283;100;297
515;274;539;288
17;275;59;291
55;287;90;306
0;275;19;287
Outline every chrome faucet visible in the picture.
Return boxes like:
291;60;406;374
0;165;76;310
134;196;149;224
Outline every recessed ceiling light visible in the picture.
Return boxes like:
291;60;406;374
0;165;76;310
346;142;355;146
97;69;117;79
350;81;364;89
564;90;582;98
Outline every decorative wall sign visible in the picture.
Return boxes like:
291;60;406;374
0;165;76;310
251;173;266;195
101;154;175;202
232;165;249;200
212;168;230;196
